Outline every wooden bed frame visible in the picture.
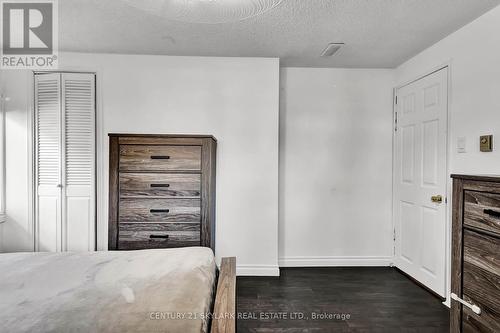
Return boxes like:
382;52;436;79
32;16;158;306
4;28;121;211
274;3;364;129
211;257;236;333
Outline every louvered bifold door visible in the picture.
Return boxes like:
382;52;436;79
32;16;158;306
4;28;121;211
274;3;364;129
62;73;96;251
35;73;62;252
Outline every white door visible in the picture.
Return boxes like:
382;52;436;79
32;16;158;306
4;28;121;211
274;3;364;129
394;68;448;297
35;73;62;252
35;72;96;252
62;73;96;251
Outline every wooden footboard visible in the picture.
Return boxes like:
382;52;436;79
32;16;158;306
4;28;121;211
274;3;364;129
211;257;236;333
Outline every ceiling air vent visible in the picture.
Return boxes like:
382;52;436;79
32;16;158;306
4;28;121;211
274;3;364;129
320;43;344;57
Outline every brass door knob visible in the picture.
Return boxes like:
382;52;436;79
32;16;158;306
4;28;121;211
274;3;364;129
431;195;443;203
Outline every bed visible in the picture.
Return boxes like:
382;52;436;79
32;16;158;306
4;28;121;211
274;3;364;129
0;247;235;333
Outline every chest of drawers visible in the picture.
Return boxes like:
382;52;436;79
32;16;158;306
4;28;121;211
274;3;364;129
108;134;216;251
451;175;500;332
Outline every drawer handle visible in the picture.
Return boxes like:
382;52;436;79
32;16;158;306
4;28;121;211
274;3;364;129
149;234;169;240
150;209;170;213
484;209;500;218
451;293;481;315
150;155;170;160
150;184;170;188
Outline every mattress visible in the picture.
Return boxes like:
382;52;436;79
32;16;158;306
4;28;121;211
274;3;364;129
0;247;216;333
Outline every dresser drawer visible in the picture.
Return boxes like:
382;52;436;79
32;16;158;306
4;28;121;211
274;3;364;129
119;198;201;222
463;313;497;333
108;134;216;251
118;222;200;250
119;145;201;171
120;173;201;198
464;191;500;235
462;230;500;332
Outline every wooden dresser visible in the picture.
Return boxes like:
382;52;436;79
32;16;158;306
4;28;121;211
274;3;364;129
108;134;216;251
451;175;500;332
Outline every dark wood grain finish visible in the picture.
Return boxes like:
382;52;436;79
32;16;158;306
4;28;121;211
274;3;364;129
212;257;236;333
451;175;500;333
463;311;496;333
201;138;217;250
119;145;201;171
461;179;500;195
112;133;216;146
463;230;500;276
119;173;201;198
108;136;120;250
462;230;500;332
119;198;200;222
238;267;449;332
119;137;206;145
452;174;500;183
120;222;201;233
463;261;500;332
118;222;200;250
108;134;216;251
464;191;500;235
451;177;465;333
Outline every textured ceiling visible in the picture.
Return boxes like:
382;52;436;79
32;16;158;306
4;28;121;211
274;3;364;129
60;0;500;68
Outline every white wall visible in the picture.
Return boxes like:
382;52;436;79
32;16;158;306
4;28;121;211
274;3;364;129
395;4;500;304
396;6;500;174
279;68;394;266
2;4;498;278
0;70;33;252
0;53;280;276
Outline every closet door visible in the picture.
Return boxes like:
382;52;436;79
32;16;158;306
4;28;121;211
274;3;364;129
35;73;62;252
62;73;95;251
35;72;96;252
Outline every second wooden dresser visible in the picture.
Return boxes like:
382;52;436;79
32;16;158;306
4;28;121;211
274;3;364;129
451;175;500;332
108;134;216;251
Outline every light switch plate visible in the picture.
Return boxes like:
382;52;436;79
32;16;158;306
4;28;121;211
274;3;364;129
457;137;466;153
480;135;493;152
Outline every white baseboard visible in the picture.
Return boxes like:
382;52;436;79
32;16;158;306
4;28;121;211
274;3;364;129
279;256;394;267
237;265;280;276
235;256;393;276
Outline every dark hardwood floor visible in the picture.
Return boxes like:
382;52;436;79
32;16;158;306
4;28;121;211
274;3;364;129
237;267;449;332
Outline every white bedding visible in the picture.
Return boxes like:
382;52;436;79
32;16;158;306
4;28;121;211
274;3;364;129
0;247;216;333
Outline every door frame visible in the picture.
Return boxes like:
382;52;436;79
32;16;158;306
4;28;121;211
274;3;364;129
392;63;452;304
30;70;99;252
